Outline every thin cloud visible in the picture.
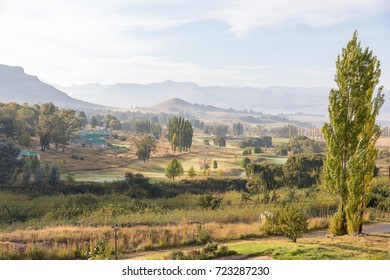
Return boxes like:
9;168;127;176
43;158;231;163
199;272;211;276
212;0;389;36
0;0;388;87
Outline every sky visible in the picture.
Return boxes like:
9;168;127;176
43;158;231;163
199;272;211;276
0;0;389;88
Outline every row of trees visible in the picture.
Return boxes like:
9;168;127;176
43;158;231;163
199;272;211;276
122;119;162;138
275;135;325;156
204;124;229;137
167;117;193;153
0;102;82;151
232;123;244;136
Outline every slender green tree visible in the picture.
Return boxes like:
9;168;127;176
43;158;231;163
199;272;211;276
213;160;218;171
90;116;98;128
165;158;184;181
22;156;32;186
33;166;46;188
49;164;61;188
187;165;197;179
322;31;384;235
78;111;88;127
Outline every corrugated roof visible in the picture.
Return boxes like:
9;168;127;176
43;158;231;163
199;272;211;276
85;138;107;144
19;149;41;156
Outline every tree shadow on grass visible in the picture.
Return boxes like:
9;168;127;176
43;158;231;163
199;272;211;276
323;243;377;254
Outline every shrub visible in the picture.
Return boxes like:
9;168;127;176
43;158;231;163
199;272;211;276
241;157;251;168
199;194;223;210
165;243;237;260
261;205;308;242
18;132;31;147
254;146;262;154
329;211;346;236
242;147;252;155
166;250;186;260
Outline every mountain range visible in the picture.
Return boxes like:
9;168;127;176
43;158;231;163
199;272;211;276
58;81;390;116
0;64;103;109
0;64;388;120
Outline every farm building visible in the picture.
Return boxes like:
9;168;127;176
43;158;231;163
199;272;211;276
94;127;112;139
18;149;41;160
70;132;107;149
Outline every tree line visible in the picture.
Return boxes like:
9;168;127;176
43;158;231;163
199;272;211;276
0;102;81;151
168;116;193;153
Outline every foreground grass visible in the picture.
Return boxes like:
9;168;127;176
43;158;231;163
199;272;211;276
2;221;388;260
134;234;390;260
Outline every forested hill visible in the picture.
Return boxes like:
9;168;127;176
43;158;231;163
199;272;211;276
0;64;105;109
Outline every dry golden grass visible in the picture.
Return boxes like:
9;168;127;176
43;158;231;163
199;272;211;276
376;137;390;148
307;217;329;231
0;222;263;245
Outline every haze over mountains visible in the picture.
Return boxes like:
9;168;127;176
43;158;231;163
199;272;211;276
0;64;389;120
0;64;103;109
59;81;390;117
58;81;332;114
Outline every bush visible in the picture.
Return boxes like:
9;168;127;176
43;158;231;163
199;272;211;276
261;205;308;242
329;211;347;236
18;132;31;147
276;147;288;156
199;194;223;210
241;157;251;168
242;147;252;155
165;243;237;260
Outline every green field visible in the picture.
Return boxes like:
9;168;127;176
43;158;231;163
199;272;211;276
66;136;288;182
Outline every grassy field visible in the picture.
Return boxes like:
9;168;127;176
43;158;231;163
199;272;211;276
38;132;390;182
124;233;390;260
50;133;289;181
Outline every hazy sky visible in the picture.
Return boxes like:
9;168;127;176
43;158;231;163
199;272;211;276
0;0;389;88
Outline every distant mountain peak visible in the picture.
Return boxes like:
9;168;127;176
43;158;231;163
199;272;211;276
153;98;193;109
0;64;104;109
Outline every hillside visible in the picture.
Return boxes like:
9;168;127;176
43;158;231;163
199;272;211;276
153;97;194;111
0;64;105;109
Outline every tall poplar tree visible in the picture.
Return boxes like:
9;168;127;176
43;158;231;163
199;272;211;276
168;116;193;153
322;31;384;235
